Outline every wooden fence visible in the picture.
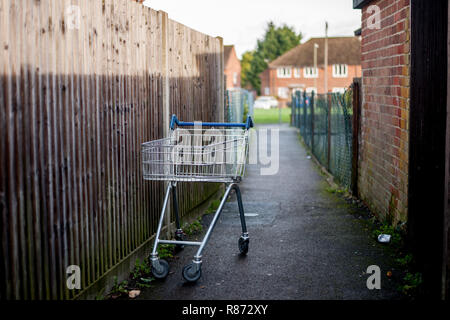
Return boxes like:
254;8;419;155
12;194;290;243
0;0;224;299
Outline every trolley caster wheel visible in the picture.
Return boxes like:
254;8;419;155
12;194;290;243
182;263;202;283
238;237;249;255
151;259;170;279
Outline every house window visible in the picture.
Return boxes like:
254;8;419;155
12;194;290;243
278;87;289;99
264;87;270;95
277;67;292;78
303;67;318;78
332;87;346;93
233;72;238;85
332;64;348;78
306;87;317;94
294;68;301;78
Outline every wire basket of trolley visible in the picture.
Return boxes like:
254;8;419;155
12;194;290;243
141;114;254;282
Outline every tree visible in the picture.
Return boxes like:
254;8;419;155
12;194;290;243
240;51;254;89
242;22;302;94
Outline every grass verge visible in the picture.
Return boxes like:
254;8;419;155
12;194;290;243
253;107;291;124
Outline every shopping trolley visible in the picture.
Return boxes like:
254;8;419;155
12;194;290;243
141;114;254;282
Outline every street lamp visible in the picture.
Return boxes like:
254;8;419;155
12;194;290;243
314;43;319;94
324;22;329;94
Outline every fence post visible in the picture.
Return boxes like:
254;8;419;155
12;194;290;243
159;10;172;237
303;90;307;138
216;36;224;122
351;78;361;196
311;91;315;152
292;94;296;127
291;94;295;127
295;91;302;128
327;93;332;171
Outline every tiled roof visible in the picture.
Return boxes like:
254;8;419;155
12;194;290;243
224;45;235;64
268;37;361;68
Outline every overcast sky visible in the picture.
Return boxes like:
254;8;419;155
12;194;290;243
143;0;361;59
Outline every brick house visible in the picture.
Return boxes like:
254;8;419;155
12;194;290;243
260;37;361;107
354;0;449;298
224;45;241;90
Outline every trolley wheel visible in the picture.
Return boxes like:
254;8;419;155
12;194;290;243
182;263;202;283
151;259;170;279
238;237;249;255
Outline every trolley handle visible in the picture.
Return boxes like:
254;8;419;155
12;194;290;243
170;114;254;130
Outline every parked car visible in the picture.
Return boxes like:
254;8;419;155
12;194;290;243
254;96;278;109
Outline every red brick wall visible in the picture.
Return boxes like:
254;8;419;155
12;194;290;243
260;65;361;107
224;49;241;89
358;0;410;224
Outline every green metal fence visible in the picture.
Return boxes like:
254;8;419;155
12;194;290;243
291;89;354;189
225;89;254;123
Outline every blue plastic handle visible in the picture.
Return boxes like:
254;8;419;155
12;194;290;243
170;114;254;130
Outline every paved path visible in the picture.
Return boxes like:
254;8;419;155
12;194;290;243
140;124;401;300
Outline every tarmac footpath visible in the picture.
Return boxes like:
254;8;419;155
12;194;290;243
139;124;401;300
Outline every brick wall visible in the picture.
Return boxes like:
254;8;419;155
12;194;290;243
224;50;241;89
358;0;410;224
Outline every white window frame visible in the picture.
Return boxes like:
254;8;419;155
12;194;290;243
277;67;292;78
332;87;346;93
233;72;238;85
306;87;317;94
293;68;301;78
332;64;348;78
264;87;270;95
303;67;318;78
277;87;289;99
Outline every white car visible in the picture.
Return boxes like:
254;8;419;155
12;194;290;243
254;96;279;109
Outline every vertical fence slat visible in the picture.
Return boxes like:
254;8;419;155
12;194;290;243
123;0;132;255
109;0;118;267
54;0;66;299
98;0;107;273
21;0;35;300
3;0;18;300
60;0;74;299
94;0;105;277
138;5;145;243
85;0;95;282
117;0;125;260
129;0;136;253
104;0;113;269
15;0;29;300
0;0;9;300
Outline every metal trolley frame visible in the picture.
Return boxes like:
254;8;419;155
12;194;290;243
141;114;254;282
